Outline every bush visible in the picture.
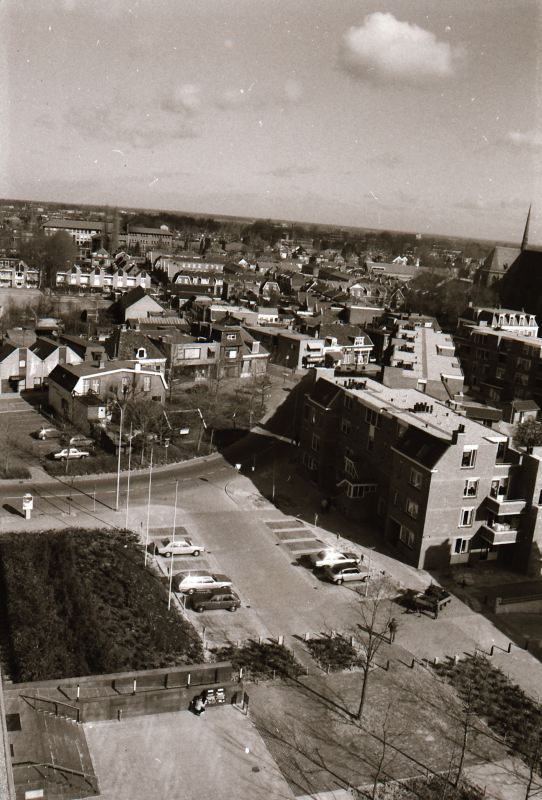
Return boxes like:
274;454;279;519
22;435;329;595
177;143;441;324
0;528;203;682
210;641;303;681
0;465;32;480
305;636;360;672
433;654;542;775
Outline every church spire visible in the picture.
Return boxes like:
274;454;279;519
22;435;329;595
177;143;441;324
521;204;532;251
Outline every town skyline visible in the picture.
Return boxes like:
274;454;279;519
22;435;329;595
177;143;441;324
2;0;541;244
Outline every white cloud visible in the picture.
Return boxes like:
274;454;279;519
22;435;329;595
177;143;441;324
341;12;463;85
161;84;201;114
505;130;542;150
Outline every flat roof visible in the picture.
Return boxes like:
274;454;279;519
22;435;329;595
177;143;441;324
389;325;462;381
333;375;504;444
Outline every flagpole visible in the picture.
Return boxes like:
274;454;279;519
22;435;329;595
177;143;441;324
144;448;153;566
168;480;178;610
125;423;132;530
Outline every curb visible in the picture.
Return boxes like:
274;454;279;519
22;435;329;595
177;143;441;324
0;451;223;485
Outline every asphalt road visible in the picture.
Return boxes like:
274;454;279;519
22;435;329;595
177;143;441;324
1;451;371;642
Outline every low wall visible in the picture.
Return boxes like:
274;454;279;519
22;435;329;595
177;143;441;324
7;662;240;723
494;594;542;614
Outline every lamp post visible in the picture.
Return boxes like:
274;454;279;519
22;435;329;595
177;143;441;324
125;422;133;530
114;402;124;512
168;480;178;610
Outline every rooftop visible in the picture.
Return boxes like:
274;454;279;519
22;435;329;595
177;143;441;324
389;325;462;382
328;375;505;444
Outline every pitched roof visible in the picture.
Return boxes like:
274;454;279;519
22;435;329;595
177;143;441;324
0;342;17;362
393;427;450;469
103;329;166;361
309;377;342;409
30;338;60;360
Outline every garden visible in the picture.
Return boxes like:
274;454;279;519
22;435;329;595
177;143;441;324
0;528;203;683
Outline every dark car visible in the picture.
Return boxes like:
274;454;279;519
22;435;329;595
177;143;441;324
190;590;241;613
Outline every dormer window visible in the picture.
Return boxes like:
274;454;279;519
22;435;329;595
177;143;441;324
137;348;146;359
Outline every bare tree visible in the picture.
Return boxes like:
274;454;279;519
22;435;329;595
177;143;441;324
355;580;394;722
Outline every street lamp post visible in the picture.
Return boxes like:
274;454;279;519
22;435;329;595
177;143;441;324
125;422;133;530
115;403;124;512
168;480;178;610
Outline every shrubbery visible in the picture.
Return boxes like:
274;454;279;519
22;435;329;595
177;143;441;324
305;636;361;672
0;528;203;682
0;464;32;480
211;641;304;681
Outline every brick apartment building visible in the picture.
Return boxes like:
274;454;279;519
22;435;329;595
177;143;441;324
299;373;542;575
455;324;542;408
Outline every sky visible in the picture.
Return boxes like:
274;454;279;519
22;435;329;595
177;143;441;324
1;0;541;244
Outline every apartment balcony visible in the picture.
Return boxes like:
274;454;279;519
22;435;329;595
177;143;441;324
480;523;518;546
485;496;527;515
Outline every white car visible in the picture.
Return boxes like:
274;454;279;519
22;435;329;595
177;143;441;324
309;549;362;569
53;447;90;461
154;537;205;558
35;427;61;440
174;572;233;595
323;563;369;585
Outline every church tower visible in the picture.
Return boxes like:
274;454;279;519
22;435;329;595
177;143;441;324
521;204;531;251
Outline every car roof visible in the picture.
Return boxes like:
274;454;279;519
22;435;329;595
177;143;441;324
178;571;212;579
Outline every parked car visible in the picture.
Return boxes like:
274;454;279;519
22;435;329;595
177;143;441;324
323;563;368;585
53;447;90;461
174;572;233;595
69;435;95;448
309;549;362;569
34;427;61;440
154;537;204;558
190;589;241;613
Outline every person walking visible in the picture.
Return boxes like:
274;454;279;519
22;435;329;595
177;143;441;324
388;618;398;643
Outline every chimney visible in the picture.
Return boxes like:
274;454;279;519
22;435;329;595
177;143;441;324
451;424;466;445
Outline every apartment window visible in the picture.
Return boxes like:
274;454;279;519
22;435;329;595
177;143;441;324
454;537;469;554
471;362;478;374
137;348;146;358
344;394;353;410
19;359;26;368
91;379;100;393
496;441;506;463
312;434;320;453
227;350;237;359
399;525;415;548
459;507;475;527
82;380;90;393
406;498;419;519
184;348;201;359
496;368;505;380
517;357;531;371
143;376;151;392
481;364;489;375
377;498;385;517
347;484;377;499
303;452;318;471
344;458;356;477
365;407;382;428
409;469;422;489
463;479;479;497
396;421;407;439
227;334;236;341
461;447;477;468
341;419;351;435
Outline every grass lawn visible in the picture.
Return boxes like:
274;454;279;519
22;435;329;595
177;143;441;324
0;528;203;683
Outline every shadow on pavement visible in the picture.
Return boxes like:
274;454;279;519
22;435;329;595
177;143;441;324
2;503;24;517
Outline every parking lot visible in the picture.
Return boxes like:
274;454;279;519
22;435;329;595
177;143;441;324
0;394;61;468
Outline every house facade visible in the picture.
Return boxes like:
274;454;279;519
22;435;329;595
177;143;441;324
0;259;39;288
0;338;82;393
48;361;167;427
